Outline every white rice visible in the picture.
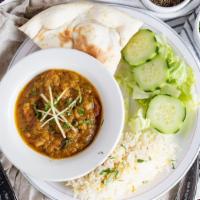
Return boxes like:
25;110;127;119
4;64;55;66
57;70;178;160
66;128;177;200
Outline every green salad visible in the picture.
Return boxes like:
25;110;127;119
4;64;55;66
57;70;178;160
116;29;197;134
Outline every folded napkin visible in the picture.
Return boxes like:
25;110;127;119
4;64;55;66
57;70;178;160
0;1;199;200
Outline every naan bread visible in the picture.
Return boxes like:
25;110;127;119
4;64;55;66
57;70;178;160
19;2;143;74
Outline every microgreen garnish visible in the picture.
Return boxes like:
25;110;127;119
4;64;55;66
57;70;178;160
63;122;70;130
77;107;85;115
100;168;119;178
121;144;126;150
66;111;72;116
33;104;42;119
44;103;50;112
171;159;176;169
84;119;93;125
137;159;145;163
100;168;119;185
79;119;93;125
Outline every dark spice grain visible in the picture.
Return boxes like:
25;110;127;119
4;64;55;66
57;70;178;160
151;0;184;7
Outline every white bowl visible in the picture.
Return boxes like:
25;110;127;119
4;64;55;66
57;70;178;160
193;11;200;50
0;48;124;181
142;0;191;13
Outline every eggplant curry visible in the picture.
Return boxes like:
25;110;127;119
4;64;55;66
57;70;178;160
15;69;102;159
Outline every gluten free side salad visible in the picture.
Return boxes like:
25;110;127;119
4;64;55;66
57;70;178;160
118;29;196;134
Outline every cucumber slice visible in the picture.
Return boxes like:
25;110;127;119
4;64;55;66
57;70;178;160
133;56;168;91
146;95;186;134
122;29;158;66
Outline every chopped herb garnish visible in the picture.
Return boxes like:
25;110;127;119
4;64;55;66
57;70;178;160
137;159;145;163
33;104;42;119
121;144;126;150
98;151;104;155
66;111;72;116
63;122;70;130
100;168;111;175
171;159;176;169
44;103;50;111
100;168;119;185
84;119;93;125
79;119;93;125
100;168;119;178
77;107;85;115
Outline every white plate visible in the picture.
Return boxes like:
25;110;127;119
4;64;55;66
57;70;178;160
9;6;200;200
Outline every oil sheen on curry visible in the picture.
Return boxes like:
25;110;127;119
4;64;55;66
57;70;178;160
15;69;102;159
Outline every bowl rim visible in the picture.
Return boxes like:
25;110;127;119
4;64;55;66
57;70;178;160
0;48;125;181
141;0;191;13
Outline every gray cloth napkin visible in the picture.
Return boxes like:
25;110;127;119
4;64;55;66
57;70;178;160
0;1;199;200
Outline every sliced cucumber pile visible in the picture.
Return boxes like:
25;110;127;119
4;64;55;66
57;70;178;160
122;29;158;66
133;55;168;91
146;95;186;134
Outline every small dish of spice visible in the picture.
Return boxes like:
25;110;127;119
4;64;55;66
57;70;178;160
142;0;190;13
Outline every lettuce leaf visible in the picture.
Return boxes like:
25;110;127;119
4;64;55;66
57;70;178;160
152;35;196;104
115;60;133;122
179;67;196;103
132;84;160;99
128;108;150;133
160;84;181;98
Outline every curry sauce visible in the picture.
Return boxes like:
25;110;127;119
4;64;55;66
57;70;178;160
15;69;102;159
